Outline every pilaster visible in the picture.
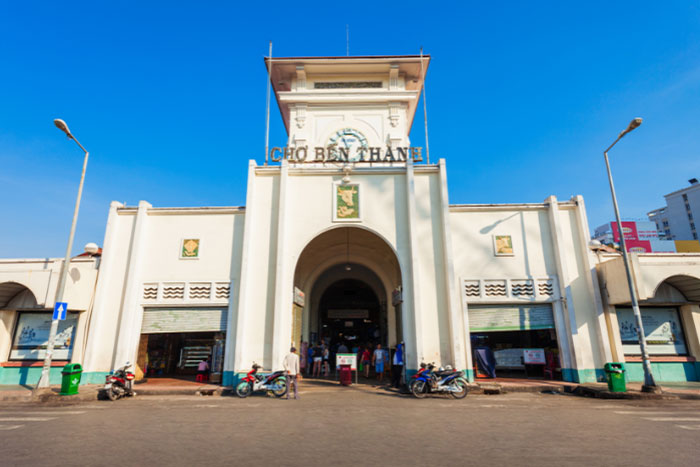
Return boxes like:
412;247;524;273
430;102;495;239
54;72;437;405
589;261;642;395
229;161;258;379
438;159;468;370
404;160;424;368
83;201;123;372
573;195;613;363
546;196;582;379
271;160;291;370
113;200;151;369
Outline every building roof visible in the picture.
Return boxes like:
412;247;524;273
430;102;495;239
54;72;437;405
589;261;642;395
663;180;700;199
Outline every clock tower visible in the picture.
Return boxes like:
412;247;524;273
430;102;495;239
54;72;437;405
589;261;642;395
266;55;429;160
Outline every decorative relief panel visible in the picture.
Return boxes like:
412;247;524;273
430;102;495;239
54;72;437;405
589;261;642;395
141;281;231;304
462;277;559;303
484;280;507;298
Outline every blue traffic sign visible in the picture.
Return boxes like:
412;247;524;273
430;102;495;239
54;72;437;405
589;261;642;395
53;302;68;320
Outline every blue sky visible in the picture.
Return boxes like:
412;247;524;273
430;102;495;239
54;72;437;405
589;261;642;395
1;2;699;258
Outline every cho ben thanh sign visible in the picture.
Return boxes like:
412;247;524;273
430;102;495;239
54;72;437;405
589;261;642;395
269;145;424;163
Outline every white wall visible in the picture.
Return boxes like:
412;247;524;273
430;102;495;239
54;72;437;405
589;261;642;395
83;203;243;374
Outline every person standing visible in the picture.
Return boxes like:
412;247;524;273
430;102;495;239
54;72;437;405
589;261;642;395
391;343;404;389
322;345;330;377
373;344;386;382
307;345;314;376
312;343;323;377
300;341;308;375
197;358;209;382
283;346;300;400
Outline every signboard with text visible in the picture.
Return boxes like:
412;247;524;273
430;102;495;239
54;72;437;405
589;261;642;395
617;307;687;355
469;305;555;332
10;313;77;360
523;349;546;365
336;353;357;370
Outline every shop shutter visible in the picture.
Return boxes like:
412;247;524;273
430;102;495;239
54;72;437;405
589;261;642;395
468;305;554;332
141;308;228;334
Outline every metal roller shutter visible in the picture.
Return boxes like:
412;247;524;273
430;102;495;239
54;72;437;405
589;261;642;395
141;308;228;334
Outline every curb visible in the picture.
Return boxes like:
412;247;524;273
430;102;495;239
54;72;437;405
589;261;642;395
572;385;680;400
474;382;577;395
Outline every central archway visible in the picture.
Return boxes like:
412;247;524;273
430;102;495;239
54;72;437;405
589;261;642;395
292;226;403;356
318;277;383;347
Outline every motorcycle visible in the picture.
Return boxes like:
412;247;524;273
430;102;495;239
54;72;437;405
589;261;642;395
104;362;136;401
411;364;468;399
407;362;430;392
235;363;287;398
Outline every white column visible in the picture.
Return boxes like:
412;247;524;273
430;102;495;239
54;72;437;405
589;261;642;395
573;195;613;363
230;161;258;376
270;160;292;370
83;201;123;372
112;200;151;369
680;304;700;360
546;196;582;375
437;159;468;370
403;160;424;368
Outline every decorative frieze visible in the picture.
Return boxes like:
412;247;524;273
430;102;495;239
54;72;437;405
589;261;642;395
141;281;231;304
462;277;559;302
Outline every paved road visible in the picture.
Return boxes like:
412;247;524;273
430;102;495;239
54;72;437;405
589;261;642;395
1;385;699;466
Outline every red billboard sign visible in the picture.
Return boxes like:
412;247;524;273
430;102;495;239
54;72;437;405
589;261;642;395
611;221;639;242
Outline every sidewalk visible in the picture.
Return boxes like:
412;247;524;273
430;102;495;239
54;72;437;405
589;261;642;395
0;377;222;403
0;384;101;404
573;381;700;400
473;377;700;400
2;377;699;403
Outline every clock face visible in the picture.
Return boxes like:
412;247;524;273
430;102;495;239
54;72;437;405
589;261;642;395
327;128;369;162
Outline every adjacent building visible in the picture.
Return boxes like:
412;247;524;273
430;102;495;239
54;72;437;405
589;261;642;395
649;178;700;241
593;220;677;253
2;55;700;386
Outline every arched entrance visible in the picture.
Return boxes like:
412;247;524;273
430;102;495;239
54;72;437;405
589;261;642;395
292;226;403;368
318;277;383;347
0;282;39;309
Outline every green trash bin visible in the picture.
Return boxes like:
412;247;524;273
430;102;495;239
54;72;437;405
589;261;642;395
604;362;626;392
59;363;83;395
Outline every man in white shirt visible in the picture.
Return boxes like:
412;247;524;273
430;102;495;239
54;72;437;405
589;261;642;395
282;347;300;399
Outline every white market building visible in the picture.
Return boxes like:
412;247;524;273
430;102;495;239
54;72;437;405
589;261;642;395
2;55;700;386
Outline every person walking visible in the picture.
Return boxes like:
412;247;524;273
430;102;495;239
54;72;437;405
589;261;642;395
361;346;371;378
391;342;404;389
283;346;300;400
373;344;386;383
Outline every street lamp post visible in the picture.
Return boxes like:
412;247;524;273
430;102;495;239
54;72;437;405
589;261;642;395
603;117;658;392
35;119;90;389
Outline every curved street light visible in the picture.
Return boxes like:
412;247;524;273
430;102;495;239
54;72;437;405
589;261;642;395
36;119;90;389
603;117;659;392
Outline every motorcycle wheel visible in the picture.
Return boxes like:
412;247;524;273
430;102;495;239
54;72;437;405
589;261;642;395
271;377;287;398
450;379;469;399
412;380;427;399
236;382;252;398
106;386;119;401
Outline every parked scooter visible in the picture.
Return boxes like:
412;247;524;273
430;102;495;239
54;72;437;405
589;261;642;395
407;362;429;392
235;363;287;398
104;362;136;401
411;364;468;399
